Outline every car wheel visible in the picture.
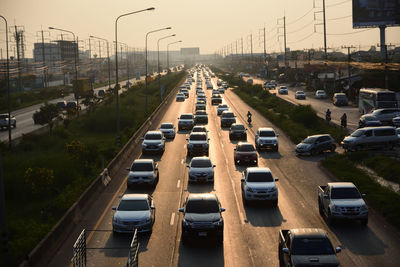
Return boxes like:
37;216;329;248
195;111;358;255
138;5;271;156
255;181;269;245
330;145;336;152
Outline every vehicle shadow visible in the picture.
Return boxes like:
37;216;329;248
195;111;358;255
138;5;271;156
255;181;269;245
187;183;215;193
295;151;338;163
329;223;386;255
258;151;282;159
176;239;224;267
99;231;151;258
243;203;285;227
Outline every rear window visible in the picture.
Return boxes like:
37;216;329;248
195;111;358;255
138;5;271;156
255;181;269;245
222;112;234;118
232;124;245;130
181;114;193;119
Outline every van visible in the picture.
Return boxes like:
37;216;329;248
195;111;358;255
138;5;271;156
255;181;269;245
341;126;397;151
370;108;400;124
333;93;348;106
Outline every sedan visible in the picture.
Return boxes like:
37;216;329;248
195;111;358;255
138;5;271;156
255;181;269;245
315;90;326;99
159;122;176;139
359;115;382;128
187;156;216;183
295;91;306;99
229;123;247;140
217;104;229;115
278;86;288;95
234;142;258;165
112;194;155;233
176;93;185;102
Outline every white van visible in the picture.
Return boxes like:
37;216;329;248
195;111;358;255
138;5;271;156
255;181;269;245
341;126;397;151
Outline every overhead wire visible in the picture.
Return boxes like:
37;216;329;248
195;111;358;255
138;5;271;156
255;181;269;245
326;0;351;8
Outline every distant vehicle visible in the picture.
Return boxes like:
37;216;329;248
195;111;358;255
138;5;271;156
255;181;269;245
255;127;279;151
126;159;159;188
333;93;348;106
318;182;368;225
278;86;288;95
141;130;165;155
370;108;400;125
247;78;253;84
187;156;215;183
66;101;79;110
180;89;189;98
218;87;225;94
295;91;306;100
241;167;279;206
279;228;341;267
97;89;105;97
341;126;398;151
194;110;208;124
234;142;257;165
296;134;336;156
217;79;222;86
191;125;209;138
179;193;225;245
358;115;382;128
186;132;209;156
315;90;326;99
159;122;176;139
229;123;247;140
176;93;185;102
195;103;206;111
220;111;236;127
178;113;194;131
211;94;222;105
217;104;229;115
393;116;400;127
56;101;67;109
358;88;397;114
0;113;16;129
112;194;155;233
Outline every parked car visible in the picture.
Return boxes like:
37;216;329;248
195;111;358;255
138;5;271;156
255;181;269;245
229;123;247;140
318;182;368;225
0;113;16;129
220;111;236;128
194;110;208;124
234;142;258;165
112;194;155;233
241;167;279;206
178;113;195;131
186;132;209;156
187;156;216;183
358;115;382;128
333;93;348;106
341;126;398;151
279;228;341;267
370;108;400;125
393;116;400;127
176;93;185;102
126;159;159;188
296;134;336;156
195;103;206;111
255;127;279;151
295;91;306;99
141;130;165;154
66;101;79;110
278;86;288;95
217;104;229;115
159;122;176;139
97;89;105;97
315;90;326;99
179;193;225;244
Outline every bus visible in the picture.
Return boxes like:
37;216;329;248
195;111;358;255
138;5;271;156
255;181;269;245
358;88;397;114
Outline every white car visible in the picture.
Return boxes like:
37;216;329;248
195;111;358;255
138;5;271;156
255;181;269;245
126;159;159;188
217;104;229;115
278;86;288;95
141;131;165;154
112;194;155;233
315;90;327;99
255;127;279;151
241;167;279;206
295;91;306;99
187;156;215;183
159;122;176;139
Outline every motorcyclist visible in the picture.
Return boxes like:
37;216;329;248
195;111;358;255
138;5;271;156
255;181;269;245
247;111;252;124
341;113;347;128
325;109;331;122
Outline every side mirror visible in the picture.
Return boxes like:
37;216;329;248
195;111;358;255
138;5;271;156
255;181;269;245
140;137;144;140
112;206;117;211
208;138;210;140
155;167;158;170
178;208;184;213
186;164;189;168
213;165;216;168
255;134;259;137
275;177;279;181
126;167;130;171
335;247;342;253
276;134;280;137
234;148;237;150
282;248;289;254
241;178;245;182
221;208;226;212
186;138;189;141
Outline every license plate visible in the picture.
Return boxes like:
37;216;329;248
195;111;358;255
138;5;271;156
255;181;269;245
198;232;207;237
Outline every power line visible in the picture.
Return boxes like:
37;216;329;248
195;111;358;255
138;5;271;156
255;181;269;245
326;0;351;8
287;20;315;34
316;28;374;36
288;31;316;44
287;7;314;25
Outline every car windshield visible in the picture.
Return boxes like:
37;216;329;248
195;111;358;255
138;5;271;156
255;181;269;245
237;144;255;152
219;105;228;109
192;127;206;133
351;129;365;137
296;91;304;94
259;130;275;137
161;124;173;129
118;199;149;211
0;114;9;119
186;199;219;213
181;115;193;119
247;172;273;182
292;238;334;255
232;125;245;130
196;111;207;115
191;159;212;168
130;162;153;172
145;133;162;140
190;134;206;141
331;187;361;199
336;95;347;99
302;136;317;144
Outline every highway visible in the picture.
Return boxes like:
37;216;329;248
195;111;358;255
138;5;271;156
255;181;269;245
47;68;400;267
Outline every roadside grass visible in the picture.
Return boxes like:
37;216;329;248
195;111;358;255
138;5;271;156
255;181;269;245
321;154;400;230
1;71;185;266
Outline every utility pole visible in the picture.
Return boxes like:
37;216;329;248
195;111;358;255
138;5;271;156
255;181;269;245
13;26;23;91
88;38;91;59
250;33;253;61
263;26;266;63
241;37;244;58
342;45;355;93
283;16;287;67
41;30;46;88
322;0;327;59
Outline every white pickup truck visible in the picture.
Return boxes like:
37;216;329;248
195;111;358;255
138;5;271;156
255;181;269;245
318;182;368;225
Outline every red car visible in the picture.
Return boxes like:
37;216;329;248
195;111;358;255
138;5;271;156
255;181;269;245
234;142;258;165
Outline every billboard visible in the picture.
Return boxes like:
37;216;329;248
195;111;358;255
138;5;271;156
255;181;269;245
353;0;400;28
180;47;200;56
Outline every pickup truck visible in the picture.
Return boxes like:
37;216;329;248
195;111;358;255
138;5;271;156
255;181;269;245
318;182;368;225
278;228;341;267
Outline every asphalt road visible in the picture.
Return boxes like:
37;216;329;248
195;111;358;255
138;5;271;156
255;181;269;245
48;70;400;267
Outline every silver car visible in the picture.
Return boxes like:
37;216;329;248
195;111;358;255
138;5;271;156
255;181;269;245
255;127;279;151
126;159;159;188
217;104;229;115
112;194;155;233
159;123;176;139
187;156;215;183
178;113;195;131
141;131;165;154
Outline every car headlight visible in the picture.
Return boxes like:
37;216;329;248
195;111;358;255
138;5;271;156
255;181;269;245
213;219;223;226
143;218;151;224
113;217;121;224
246;187;254;192
182;219;192;227
360;205;368;212
142;143;147;147
331;205;340;212
270;187;277;192
157;143;163;147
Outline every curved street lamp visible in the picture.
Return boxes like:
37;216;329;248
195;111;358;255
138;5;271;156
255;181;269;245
157;34;176;100
167;40;182;73
114;7;154;146
145;27;172;115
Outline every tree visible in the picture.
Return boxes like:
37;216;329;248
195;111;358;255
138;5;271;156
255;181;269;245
32;102;60;134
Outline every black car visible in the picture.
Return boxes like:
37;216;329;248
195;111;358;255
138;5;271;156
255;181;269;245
179;193;225;245
229;123;247;140
295;134;336;156
194;110;208;124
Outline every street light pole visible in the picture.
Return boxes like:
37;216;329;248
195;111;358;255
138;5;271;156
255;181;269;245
167;40;182;74
145;27;171;116
90;35;111;90
114;7;155;146
157;34;176;100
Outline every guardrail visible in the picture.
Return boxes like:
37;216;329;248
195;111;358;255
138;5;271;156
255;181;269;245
71;229;86;267
126;229;139;267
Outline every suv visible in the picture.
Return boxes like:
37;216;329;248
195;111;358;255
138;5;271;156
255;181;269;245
126;159;159;188
255;127;279;151
178;113;195;131
159;122;176;139
315;90;326;99
0;114;16;129
295;91;306;99
234;142;258;165
187;132;209;156
187;156;216;183
179;193;225;244
194;110;208;124
333;93;348;106
241;167;279;206
220;111;236;127
112;194;155;233
296;134;336;155
141;131;166;154
229;123;247;140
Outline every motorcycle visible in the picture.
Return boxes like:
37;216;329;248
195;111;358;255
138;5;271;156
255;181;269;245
326;113;331;122
247;115;252;125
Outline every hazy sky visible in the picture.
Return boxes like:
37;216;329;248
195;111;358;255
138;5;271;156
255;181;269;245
1;0;399;57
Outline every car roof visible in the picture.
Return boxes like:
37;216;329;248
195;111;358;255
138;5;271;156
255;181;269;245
187;193;217;201
258;127;275;132
290;228;328;239
237;141;253;146
121;194;149;201
191;156;211;162
133;159;154;164
328;182;356;188
360;126;396;131
307;134;331;138
146;130;162;135
190;132;207;136
246;167;272;174
180;113;193;116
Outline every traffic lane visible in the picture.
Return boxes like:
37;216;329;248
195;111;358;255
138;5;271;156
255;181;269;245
223;87;400;266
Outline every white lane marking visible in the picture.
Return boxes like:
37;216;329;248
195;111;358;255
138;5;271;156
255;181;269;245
221;143;224;149
177;179;181;188
181;159;184;164
170;212;175;226
230;178;245;224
